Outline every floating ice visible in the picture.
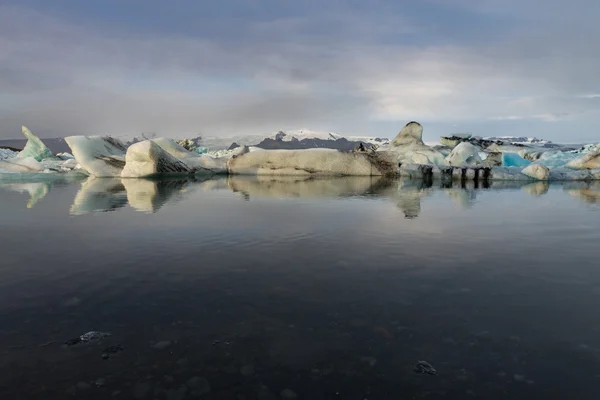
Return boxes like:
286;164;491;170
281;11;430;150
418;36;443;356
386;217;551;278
522;164;550;181
150;138;227;174
227;148;396;176
565;152;600;170
121;140;193;178
0;148;19;160
380;122;447;166
445;142;482;166
17;126;53;161
502;153;531;167
65;136;127;177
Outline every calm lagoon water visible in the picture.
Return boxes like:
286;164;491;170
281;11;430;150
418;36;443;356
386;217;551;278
0;176;599;399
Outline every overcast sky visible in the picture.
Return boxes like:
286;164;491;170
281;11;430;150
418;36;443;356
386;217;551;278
1;0;599;142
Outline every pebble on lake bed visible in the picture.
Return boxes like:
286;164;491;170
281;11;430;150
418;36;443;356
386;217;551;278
414;360;437;375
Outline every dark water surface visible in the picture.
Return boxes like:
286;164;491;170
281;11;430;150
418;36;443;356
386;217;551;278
0;176;599;399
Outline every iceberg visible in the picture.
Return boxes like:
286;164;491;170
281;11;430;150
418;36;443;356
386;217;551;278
0;157;44;173
502;152;531;167
121;140;193;178
565;152;600;170
445;142;482;166
150;138;227;174
379;122;447;166
522;164;550;181
65;136;127;177
227;148;396;176
17;126;53;161
0;148;19;160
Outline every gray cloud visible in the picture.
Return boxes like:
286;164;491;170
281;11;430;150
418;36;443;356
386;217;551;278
0;2;599;141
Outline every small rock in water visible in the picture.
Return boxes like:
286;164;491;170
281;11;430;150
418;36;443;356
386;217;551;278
414;360;437;375
280;388;298;399
152;340;172;350
76;382;91;390
133;382;152;399
66;331;111;346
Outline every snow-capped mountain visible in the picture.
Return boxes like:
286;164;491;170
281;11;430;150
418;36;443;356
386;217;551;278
197;129;390;151
484;136;552;145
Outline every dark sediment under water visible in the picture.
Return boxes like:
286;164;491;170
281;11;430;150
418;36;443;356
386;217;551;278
0;176;599;399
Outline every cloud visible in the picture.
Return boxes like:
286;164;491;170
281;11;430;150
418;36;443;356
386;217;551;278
0;1;599;141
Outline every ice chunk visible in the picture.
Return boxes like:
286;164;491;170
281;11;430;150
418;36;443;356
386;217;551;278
65;136;127;177
121;140;193;178
17;126;53;161
445;142;482;166
0;157;44;173
489;166;534;181
381;122;447;166
0;148;19;160
502;152;531;167
522;164;550;181
533;151;577;168
150;138;227;174
565;151;600;170
56;152;75;160
227;148;397;176
549;168;592;181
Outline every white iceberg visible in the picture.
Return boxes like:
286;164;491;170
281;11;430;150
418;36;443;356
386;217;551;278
0;157;45;173
150;138;227;174
17;126;53;161
522;164;550;181
121;140;193;178
380;122;447;166
565;152;600;170
227;148;396;176
65;136;127;177
0;148;19;160
445;142;482;166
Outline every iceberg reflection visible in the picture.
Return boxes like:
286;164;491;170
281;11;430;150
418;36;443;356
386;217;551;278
1;176;598;216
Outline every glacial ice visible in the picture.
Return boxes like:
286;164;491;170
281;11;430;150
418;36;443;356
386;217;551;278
121;140;193;178
65;136;127;177
227;148;396;176
150;138;227;174
501;153;532;167
0;148;19;160
0;157;44;173
17;126;53;161
565;152;600;170
445;142;482;166
522;164;550;181
380;122;447;166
